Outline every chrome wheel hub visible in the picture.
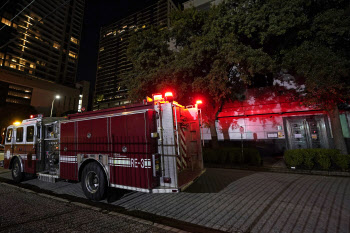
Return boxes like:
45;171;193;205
85;171;99;193
13;163;19;177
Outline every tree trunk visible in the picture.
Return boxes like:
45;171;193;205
209;122;219;149
328;106;348;155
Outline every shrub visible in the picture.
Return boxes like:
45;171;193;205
203;147;261;166
244;148;261;165
315;149;331;170
227;150;239;164
329;149;349;170
218;152;227;164
284;149;303;167
303;149;315;169
203;148;218;163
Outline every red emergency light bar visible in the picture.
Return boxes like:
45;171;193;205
29;114;43;119
164;92;174;102
153;93;162;102
196;100;203;105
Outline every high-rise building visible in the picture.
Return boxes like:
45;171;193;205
94;0;177;110
183;0;223;10
0;0;85;86
0;0;88;117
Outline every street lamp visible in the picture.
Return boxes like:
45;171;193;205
50;95;60;117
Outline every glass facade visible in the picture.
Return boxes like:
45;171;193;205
0;0;85;87
94;0;177;110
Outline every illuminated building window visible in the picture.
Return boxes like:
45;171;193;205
4;61;9;66
8;91;31;99
29;70;33;74
99;47;104;52
30;63;35;68
11;58;17;63
70;37;79;44
142;25;146;28
19;60;25;65
69;51;77;59
0;52;4;59
53;42;60;49
12;23;17;28
10;63;16;69
1;17;11;26
9;85;32;94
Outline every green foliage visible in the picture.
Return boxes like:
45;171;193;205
124;0;350;105
303;149;315;169
203;148;218;163
284;149;350;171
203;147;261;166
124;0;350;150
329;150;349;170
218;153;227;164
284;149;303;167
315;150;331;170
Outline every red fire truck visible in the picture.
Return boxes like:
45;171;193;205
3;93;204;201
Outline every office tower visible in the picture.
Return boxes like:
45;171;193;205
94;0;177;110
0;0;85;86
0;0;88;116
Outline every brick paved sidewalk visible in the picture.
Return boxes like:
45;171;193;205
0;167;349;233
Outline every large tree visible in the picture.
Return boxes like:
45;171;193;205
124;0;350;152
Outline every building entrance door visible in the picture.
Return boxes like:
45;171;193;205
284;115;330;150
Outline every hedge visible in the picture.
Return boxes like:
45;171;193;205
203;147;261;166
284;149;350;171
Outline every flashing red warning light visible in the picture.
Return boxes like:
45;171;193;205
196;100;203;105
153;93;163;102
164;92;174;102
30;115;34;119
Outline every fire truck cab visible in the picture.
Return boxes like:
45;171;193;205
4;93;205;201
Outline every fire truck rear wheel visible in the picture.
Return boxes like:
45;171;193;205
12;158;23;183
81;162;107;201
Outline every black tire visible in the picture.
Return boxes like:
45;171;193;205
12;158;23;183
81;162;107;201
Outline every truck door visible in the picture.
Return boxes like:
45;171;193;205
24;125;36;174
3;127;14;168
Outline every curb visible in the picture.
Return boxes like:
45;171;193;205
204;164;350;177
0;181;189;233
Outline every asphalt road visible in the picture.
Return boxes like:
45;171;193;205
0;183;182;233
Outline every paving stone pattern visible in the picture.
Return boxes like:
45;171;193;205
1;168;349;233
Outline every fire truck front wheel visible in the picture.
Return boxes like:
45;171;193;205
11;158;23;183
81;162;107;201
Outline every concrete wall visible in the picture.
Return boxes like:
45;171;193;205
0;69;83;116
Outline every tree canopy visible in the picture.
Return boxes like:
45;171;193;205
124;0;350;151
